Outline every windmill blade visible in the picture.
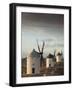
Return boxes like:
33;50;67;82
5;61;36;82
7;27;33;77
54;49;56;56
36;40;40;53
41;41;45;53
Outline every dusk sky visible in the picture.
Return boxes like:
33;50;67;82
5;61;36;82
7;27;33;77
21;13;64;58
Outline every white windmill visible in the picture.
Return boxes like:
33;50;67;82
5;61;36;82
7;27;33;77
46;50;56;68
26;40;45;75
27;49;41;75
56;50;63;63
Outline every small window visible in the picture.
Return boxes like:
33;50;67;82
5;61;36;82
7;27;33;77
32;68;35;74
49;64;51;67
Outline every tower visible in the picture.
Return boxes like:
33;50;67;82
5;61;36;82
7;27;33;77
27;49;40;74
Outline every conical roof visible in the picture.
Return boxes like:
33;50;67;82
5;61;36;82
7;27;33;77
29;49;40;58
47;53;54;58
57;52;62;56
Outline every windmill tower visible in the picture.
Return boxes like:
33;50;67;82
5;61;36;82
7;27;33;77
36;40;45;67
27;49;41;74
56;50;63;63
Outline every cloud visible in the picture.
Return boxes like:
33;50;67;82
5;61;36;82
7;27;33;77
44;38;64;49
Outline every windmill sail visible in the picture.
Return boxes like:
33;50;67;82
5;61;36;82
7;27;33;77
41;41;45;53
36;40;40;53
36;40;45;67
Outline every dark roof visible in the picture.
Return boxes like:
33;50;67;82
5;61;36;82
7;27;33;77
57;52;62;56
47;53;54;58
30;49;40;58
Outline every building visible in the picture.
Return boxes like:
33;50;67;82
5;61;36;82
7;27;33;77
56;52;63;62
27;49;41;74
46;53;55;68
22;49;64;76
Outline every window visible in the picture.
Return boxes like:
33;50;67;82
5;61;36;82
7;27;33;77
49;64;51;67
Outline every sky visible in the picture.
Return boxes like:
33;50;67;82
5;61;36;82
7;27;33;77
21;13;64;58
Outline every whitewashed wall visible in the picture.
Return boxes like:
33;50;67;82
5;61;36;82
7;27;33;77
46;58;54;68
27;55;40;74
56;55;62;62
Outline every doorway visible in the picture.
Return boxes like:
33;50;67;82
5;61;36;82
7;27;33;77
32;68;35;74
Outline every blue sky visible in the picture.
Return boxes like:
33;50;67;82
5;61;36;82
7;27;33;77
21;13;64;58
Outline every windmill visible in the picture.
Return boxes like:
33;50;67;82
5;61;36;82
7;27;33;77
36;40;45;67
